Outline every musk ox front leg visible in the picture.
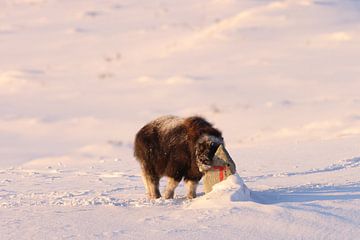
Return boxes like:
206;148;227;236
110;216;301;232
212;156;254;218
185;180;198;199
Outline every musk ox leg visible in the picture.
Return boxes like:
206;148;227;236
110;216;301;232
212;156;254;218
164;178;180;199
146;176;161;199
140;168;161;199
185;180;198;199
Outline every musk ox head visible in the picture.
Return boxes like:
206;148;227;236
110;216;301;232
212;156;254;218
195;135;224;172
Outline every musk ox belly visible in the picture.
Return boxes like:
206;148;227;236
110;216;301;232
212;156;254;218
161;141;193;180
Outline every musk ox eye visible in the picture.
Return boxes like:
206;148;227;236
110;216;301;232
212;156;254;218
208;142;220;160
209;141;220;150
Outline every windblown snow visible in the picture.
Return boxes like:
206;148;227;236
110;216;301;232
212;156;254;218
1;0;360;239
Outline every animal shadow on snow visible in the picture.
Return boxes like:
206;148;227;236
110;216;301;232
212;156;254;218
251;183;360;204
250;157;360;204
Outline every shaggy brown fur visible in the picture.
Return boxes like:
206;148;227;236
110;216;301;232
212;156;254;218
134;116;223;199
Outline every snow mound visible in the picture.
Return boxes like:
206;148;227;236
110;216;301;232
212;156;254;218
189;173;251;209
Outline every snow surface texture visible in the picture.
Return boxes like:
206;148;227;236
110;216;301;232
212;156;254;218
1;0;360;239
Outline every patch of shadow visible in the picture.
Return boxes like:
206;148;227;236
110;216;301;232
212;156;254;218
210;104;221;114
280;100;294;107
283;204;356;225
0;30;14;35
349;114;360;121
251;182;360;204
244;157;360;182
107;140;123;148
104;53;122;63
186;75;209;81
22;69;45;75
111;4;125;10
84;11;103;18
71;27;90;33
41;115;62;123
112;195;190;208
314;0;337;6
98;72;115;79
353;98;360;104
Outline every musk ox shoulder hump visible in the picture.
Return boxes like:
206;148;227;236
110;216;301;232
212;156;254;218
152;115;185;134
184;116;222;142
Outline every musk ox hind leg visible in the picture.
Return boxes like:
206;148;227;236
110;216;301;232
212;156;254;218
164;178;180;199
140;166;161;199
134;125;162;199
185;180;198;199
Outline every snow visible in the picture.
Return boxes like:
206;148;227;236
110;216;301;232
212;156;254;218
189;173;252;209
1;0;360;239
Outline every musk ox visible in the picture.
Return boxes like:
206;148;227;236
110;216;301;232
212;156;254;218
134;115;223;199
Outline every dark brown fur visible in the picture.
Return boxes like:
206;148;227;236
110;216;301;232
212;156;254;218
134;116;223;199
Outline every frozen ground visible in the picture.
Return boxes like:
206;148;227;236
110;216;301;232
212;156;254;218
1;0;360;239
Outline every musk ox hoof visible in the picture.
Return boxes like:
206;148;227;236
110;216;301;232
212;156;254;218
163;191;175;199
148;194;161;200
186;193;196;199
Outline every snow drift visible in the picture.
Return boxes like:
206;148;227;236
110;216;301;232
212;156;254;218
189;173;251;209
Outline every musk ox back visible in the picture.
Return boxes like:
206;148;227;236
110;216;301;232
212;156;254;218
134;116;223;199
